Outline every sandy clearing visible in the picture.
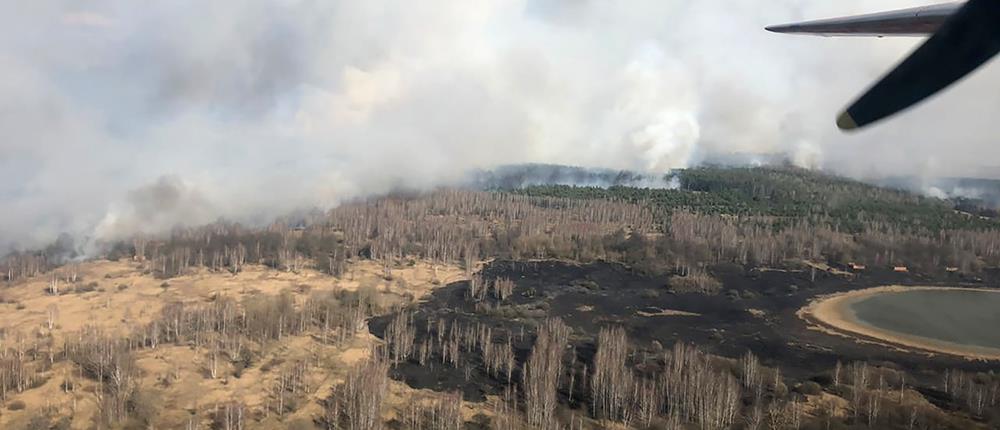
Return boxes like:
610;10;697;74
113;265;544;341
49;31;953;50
800;261;853;277
0;257;477;428
637;308;701;317
798;285;1000;361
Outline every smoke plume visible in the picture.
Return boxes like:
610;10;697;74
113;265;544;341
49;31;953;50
2;1;998;251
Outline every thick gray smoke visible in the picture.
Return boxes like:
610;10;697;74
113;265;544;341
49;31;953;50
2;1;998;251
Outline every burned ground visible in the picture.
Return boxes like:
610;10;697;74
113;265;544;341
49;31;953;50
371;259;1000;404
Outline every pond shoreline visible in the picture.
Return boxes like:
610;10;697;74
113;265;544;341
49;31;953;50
798;285;1000;361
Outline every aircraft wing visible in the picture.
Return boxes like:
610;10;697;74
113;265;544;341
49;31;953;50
768;0;1000;131
766;3;962;37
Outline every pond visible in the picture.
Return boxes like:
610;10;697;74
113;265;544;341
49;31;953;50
849;288;1000;355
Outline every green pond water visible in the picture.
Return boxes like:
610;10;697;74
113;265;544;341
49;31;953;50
850;289;1000;351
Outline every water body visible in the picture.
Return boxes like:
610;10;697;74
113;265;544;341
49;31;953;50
850;289;1000;353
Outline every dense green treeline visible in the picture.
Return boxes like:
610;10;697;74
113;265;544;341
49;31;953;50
515;166;999;233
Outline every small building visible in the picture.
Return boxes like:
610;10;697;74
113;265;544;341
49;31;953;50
893;266;909;273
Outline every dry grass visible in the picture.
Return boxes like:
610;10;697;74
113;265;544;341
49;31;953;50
0;258;468;429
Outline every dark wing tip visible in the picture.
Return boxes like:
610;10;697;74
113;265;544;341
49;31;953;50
765;24;795;33
836;111;860;131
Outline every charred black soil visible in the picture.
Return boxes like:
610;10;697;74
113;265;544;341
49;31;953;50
371;260;1000;402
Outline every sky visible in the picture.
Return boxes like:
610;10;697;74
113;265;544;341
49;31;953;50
2;0;998;251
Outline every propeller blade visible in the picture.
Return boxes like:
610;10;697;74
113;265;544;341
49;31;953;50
839;0;1000;131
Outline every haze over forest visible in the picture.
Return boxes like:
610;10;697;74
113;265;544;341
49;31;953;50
8;4;1000;428
6;0;1000;251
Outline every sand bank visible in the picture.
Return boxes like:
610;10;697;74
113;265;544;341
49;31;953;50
798;285;1000;361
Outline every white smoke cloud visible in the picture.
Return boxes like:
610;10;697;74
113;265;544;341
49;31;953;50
92;176;216;243
0;0;993;251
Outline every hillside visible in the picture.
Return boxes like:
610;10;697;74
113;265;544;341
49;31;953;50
7;167;1000;284
515;166;1000;232
1;166;999;429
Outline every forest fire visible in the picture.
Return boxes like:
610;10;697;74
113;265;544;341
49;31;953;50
1;167;1000;428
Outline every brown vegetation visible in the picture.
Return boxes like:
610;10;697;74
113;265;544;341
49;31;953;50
325;353;390;430
2;176;1000;428
522;318;570;429
0;258;475;429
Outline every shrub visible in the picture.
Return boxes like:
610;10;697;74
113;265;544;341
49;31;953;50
25;414;50;430
261;358;284;373
639;289;659;299
128;389;160;427
28;375;49;390
49;417;71;430
286;418;315;430
797;381;823;396
75;282;98;293
232;361;246;378
7;399;26;410
570;279;600;290
668;273;722;295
